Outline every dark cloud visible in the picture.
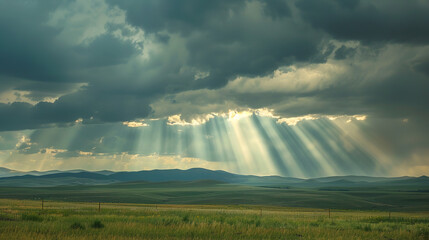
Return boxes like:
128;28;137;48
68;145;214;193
107;0;247;34
110;0;325;90
0;0;428;139
296;0;429;44
261;0;291;19
412;55;429;76
0;90;152;131
0;1;74;83
334;45;357;60
154;43;429;126
74;33;139;67
0;102;40;131
0;1;153;130
0;0;329;131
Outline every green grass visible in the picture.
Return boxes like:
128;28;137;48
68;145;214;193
0;199;428;239
0;181;428;211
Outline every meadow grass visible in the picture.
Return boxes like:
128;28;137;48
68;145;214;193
1;182;429;211
0;199;428;239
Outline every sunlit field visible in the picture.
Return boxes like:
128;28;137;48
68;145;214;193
1;199;428;240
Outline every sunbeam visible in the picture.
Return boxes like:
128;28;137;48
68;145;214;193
1;112;422;177
255;116;305;177
292;124;337;176
330;119;391;175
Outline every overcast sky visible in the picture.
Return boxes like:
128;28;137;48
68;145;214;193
1;0;428;177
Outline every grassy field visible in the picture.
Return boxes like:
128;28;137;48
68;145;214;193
0;199;429;239
0;180;428;211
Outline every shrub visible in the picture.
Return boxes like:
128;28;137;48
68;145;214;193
162;217;178;226
21;213;43;222
70;222;85;230
0;214;15;221
362;224;372;231
91;220;104;228
182;214;190;223
416;227;429;239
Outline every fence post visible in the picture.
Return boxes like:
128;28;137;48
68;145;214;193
328;208;330;218
98;202;101;213
42;199;44;211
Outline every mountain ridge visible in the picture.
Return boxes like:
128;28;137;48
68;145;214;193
0;167;428;188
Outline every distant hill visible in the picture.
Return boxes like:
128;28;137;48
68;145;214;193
0;167;428;188
311;175;413;183
0;168;294;187
0;167;63;178
0;167;114;178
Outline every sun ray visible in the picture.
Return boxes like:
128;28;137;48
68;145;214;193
212;117;241;173
241;115;278;175
191;124;208;161
330;119;391;175
256;116;305;177
292;123;338;176
278;124;324;177
312;119;382;175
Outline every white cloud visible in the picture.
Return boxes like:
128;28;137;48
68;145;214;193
15;136;32;148
167;114;214;126
226;62;347;94
164;108;277;125
277;114;367;126
277;115;319;126
194;70;210;80
122;120;149;128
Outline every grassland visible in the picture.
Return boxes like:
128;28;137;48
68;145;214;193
1;180;428;239
1;198;429;239
0;180;428;211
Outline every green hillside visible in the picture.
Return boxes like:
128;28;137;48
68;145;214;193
0;180;428;211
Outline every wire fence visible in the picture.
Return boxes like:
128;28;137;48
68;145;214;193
0;198;406;220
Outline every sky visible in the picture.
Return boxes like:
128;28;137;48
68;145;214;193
0;0;428;177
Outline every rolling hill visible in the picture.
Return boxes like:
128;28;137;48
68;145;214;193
0;167;428;211
0;167;428;189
